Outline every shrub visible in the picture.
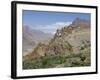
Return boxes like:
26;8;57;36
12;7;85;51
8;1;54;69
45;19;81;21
23;46;91;69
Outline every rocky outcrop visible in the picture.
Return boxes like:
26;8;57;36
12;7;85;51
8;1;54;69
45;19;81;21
32;43;48;57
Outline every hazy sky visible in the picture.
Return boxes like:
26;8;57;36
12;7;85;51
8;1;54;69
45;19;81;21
22;10;90;34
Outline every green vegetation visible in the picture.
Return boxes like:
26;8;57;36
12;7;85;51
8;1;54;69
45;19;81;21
23;46;90;69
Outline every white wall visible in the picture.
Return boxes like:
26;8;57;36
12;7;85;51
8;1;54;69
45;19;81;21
0;0;99;80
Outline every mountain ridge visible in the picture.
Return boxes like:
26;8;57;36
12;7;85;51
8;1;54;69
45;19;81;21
24;18;90;59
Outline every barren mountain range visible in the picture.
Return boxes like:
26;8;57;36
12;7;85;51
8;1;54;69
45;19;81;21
23;26;53;56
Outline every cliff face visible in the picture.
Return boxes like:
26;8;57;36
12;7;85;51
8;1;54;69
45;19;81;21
24;18;90;60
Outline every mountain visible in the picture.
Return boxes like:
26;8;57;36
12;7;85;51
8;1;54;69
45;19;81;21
23;26;53;56
23;18;91;69
71;17;90;28
44;18;90;56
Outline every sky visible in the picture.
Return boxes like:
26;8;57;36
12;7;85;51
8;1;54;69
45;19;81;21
22;10;90;34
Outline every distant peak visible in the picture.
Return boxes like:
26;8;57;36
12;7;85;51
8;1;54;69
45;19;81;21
75;17;80;21
73;17;83;23
72;17;90;26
